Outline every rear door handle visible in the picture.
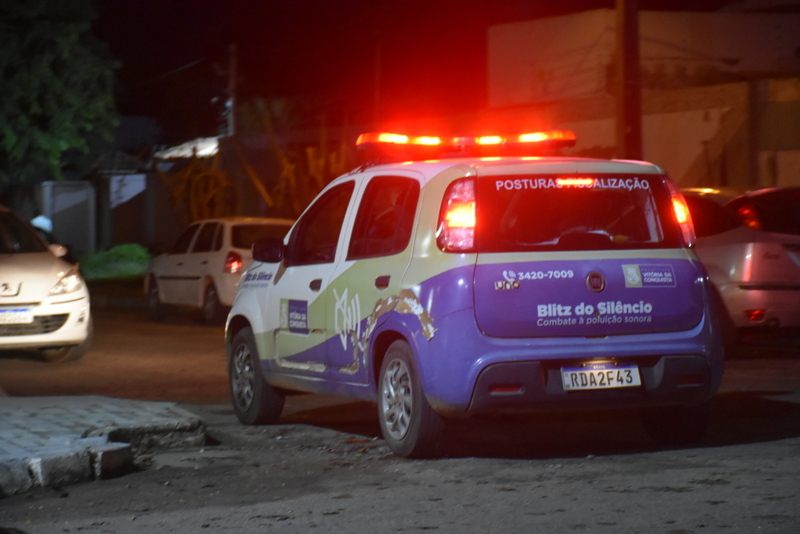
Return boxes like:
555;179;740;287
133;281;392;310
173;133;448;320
309;279;322;291
375;275;390;289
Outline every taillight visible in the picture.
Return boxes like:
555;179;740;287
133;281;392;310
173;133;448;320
744;309;766;322
736;204;762;230
224;251;243;274
437;178;476;252
665;180;696;247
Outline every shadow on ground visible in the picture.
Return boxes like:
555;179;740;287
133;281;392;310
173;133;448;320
273;388;800;460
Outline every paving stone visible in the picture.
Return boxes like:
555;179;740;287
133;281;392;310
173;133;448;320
0;396;205;496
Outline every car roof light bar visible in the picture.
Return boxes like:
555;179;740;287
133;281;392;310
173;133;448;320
355;130;577;164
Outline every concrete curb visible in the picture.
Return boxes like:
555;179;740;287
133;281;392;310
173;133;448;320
0;396;205;497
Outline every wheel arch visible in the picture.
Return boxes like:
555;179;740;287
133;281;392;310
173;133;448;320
370;329;410;393
226;314;252;350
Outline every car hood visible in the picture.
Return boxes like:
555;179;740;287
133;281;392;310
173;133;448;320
0;252;75;300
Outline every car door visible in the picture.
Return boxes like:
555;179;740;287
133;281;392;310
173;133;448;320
324;173;421;383
157;223;201;305
176;221;221;307
270;181;356;374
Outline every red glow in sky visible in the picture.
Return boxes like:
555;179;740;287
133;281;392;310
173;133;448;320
93;0;754;143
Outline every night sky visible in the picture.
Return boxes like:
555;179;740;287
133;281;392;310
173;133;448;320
92;0;751;144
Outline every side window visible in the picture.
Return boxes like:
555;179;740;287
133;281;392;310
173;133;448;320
192;222;219;253
348;176;420;260
286;182;355;266
170;224;200;254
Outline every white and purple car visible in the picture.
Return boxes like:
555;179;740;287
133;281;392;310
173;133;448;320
226;131;725;457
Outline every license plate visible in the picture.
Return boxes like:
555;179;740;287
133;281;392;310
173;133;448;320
0;308;34;325
561;363;641;391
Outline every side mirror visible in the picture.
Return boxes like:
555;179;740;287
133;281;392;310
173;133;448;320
252;237;285;263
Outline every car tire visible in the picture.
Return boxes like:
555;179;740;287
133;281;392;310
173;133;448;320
378;340;445;458
202;283;225;325
229;326;284;425
147;277;165;322
40;318;93;363
640;399;713;446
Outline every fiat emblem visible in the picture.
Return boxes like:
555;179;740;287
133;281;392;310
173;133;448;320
586;271;605;292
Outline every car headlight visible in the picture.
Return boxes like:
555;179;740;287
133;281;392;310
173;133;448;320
50;266;84;295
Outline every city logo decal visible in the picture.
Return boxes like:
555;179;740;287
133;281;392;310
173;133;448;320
623;264;676;288
280;299;309;334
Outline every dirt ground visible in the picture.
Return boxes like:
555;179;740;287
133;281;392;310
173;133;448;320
1;294;800;533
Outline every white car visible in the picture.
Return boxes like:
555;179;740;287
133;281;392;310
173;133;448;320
683;187;800;338
0;205;92;362
145;217;293;323
226;130;724;457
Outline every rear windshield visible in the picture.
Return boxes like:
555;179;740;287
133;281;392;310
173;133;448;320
476;174;681;252
232;223;292;249
0;212;49;254
729;189;800;236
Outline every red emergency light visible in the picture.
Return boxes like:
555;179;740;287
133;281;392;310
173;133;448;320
355;132;443;146
355;129;577;164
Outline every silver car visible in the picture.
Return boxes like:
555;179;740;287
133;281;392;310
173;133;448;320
683;187;800;338
145;217;294;323
0;205;92;362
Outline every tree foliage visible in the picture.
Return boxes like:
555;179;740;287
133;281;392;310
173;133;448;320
0;0;118;184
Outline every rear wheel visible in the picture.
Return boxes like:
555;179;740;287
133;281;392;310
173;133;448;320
378;340;445;458
640;399;714;446
228;327;284;425
201;283;224;324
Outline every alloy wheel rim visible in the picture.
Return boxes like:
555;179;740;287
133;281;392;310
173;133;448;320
381;358;413;440
231;343;255;412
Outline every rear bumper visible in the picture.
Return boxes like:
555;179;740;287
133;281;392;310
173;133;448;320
411;307;723;418
719;283;800;328
466;354;714;415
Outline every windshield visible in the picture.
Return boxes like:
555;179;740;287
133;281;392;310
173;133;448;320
0;212;49;254
476;174;681;252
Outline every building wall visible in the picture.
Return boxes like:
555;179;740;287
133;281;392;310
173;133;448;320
37;181;96;257
488;10;800;108
487;11;800;189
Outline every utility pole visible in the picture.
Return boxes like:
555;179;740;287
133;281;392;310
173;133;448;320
615;0;643;160
227;43;237;137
